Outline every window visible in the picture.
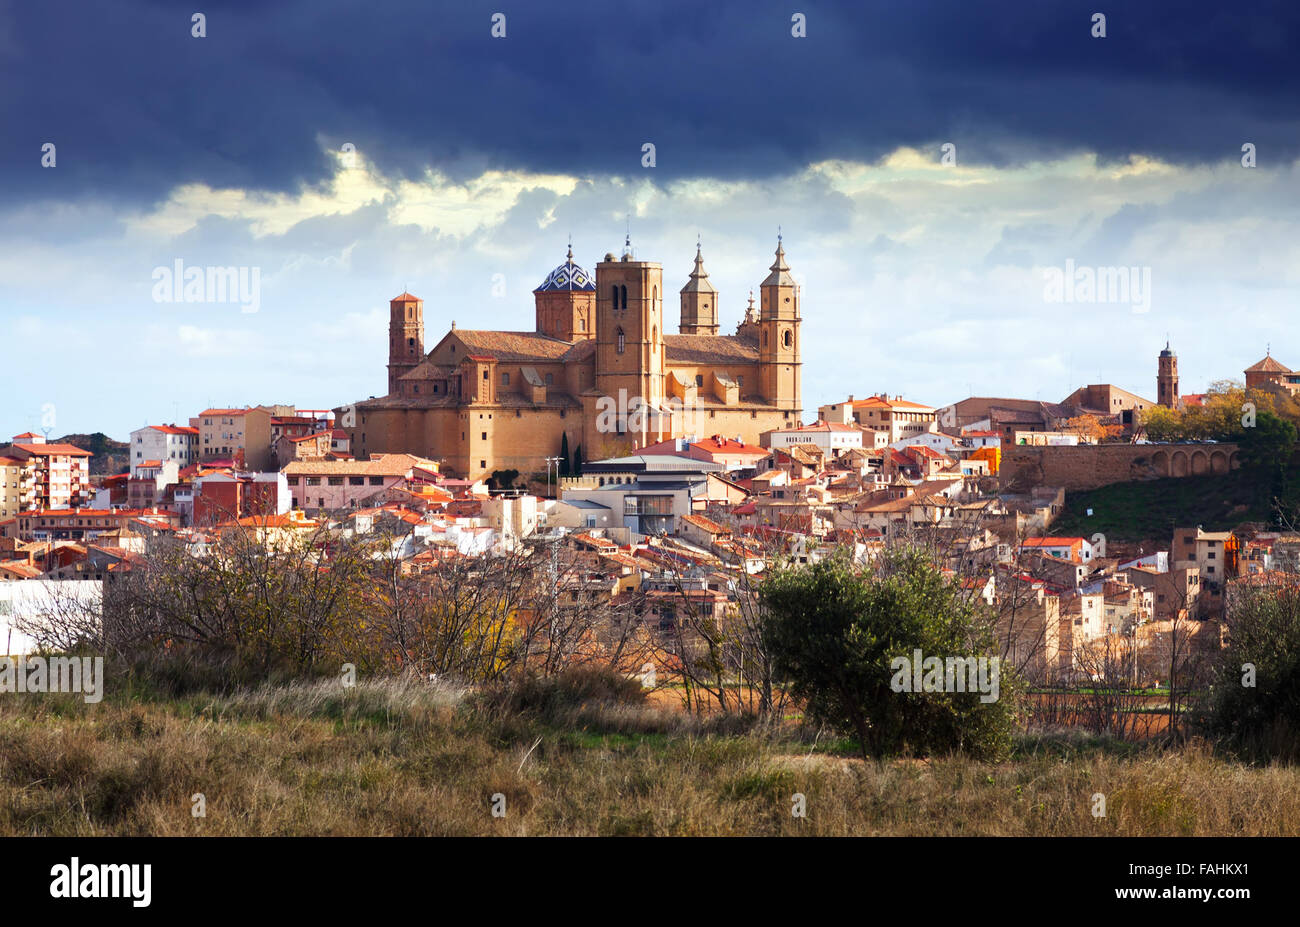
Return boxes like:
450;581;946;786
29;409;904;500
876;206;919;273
349;476;364;486
616;329;625;354
783;329;792;348
501;372;510;385
306;477;321;486
286;476;299;486
481;432;487;440
482;369;488;380
695;374;704;387
369;476;383;485
545;373;553;386
328;477;344;486
620;285;627;310
480;460;487;469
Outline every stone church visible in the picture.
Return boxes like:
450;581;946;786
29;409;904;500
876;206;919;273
339;237;803;479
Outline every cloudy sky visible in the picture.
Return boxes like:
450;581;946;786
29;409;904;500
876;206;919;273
2;1;1298;439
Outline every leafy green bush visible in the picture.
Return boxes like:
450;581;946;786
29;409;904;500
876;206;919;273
1198;579;1300;762
759;546;1017;760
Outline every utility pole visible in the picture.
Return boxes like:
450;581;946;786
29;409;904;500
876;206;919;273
545;456;562;499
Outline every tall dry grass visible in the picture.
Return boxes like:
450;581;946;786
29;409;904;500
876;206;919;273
1;677;1297;835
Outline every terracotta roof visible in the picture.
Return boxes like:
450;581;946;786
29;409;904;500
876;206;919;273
452;330;573;363
220;514;319;528
691;436;766;455
663;334;759;365
850;395;935;412
9;443;92;456
1022;537;1086;547
681;514;729;535
283;454;435;477
199;408;257;417
905;445;945;459
392;292;421;303
149;424;199;435
1245;355;1291;374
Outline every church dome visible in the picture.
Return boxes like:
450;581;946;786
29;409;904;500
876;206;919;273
535;246;596;292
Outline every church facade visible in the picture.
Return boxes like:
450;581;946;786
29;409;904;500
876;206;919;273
339;238;803;479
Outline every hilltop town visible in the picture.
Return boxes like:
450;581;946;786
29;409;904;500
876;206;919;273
3;238;1300;695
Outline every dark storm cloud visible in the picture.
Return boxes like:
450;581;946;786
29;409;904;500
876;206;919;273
2;0;1297;205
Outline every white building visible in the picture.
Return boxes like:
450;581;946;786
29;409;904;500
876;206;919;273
0;580;103;655
129;424;200;476
763;420;864;454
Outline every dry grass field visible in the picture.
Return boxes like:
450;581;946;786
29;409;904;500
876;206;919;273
1;676;1298;836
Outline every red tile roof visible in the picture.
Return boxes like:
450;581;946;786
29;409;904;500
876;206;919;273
10;443;92;456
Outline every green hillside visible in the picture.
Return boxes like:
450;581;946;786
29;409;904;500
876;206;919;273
55;431;129;475
1051;469;1281;542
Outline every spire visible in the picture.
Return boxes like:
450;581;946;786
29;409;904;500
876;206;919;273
745;291;757;322
566;235;573;262
680;242;716;294
761;234;795;288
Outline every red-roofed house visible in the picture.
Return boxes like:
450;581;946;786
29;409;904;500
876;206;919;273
1021;536;1094;565
762;420;864;454
683;435;768;470
129;424;200;476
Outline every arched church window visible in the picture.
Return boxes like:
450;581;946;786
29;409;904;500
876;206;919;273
619;285;628;310
617;329;625;354
783;329;792;348
611;284;619;306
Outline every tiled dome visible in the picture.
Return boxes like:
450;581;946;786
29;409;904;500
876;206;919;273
535;246;596;292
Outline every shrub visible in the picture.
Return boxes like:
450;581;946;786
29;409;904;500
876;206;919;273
1197;578;1300;762
759;546;1017;760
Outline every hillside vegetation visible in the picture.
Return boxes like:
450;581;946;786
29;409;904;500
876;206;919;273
1051;469;1279;542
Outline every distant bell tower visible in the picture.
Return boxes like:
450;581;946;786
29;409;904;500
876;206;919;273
679;242;719;335
1157;341;1179;408
758;235;802;412
388;292;424;395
